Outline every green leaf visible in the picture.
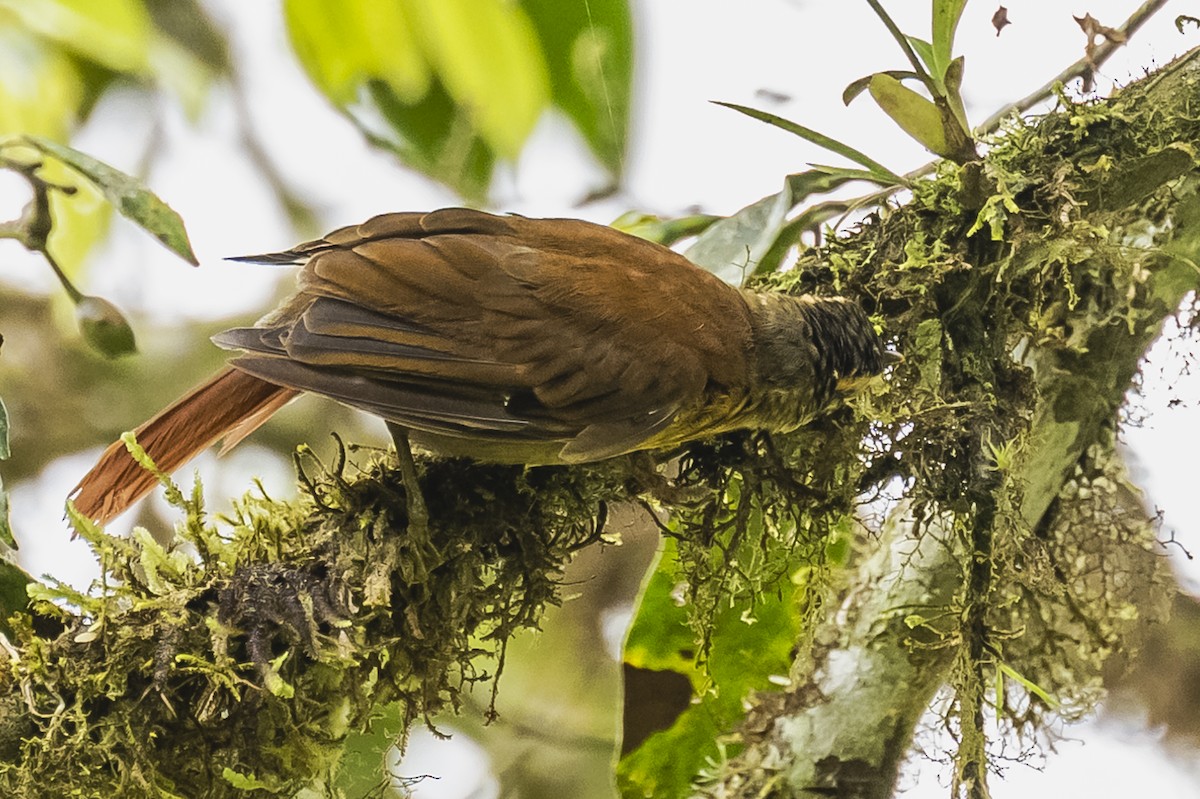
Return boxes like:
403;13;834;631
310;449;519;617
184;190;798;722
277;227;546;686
943;55;970;134
285;0;559;198
932;0;968;79
618;539;801;798
75;295;137;357
996;661;1058;708
686;170;860;285
406;0;550;158
906;36;939;80
221;768;273;791
808;164;905;186
284;0;429;104
868;73;951;158
0;476;14;550
0;395;8;460
20;135;199;265
843;69;921;106
519;0;632;176
0;0;152;74
713;102;907;186
363;77;496;201
611;212;719;246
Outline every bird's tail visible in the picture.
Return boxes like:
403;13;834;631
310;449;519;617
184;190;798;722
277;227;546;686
72;367;298;524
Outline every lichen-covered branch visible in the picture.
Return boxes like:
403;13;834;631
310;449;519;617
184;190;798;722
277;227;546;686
0;450;629;797
700;46;1200;798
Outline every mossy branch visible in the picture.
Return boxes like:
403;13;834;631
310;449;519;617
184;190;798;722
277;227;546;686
700;46;1200;799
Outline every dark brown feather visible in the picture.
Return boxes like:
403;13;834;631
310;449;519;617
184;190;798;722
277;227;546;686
223;209;757;458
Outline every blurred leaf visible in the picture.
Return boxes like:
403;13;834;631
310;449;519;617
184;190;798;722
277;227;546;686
403;0;550;158
611;212;719;246
0;31;112;278
0;29;85;140
618;539;801;798
364;77;495;200
0;476;14;550
22;136;199;265
0;395;8;460
520;0;632;175
686;170;862;285
0;0;152;74
714;101;907;186
75;296;137;357
932;0;967;79
144;0;231;72
333;703;404;795
868;72;950;157
284;0;429;104
0;560;31;623
286;0;558;198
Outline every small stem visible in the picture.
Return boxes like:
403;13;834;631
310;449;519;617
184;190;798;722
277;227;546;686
0;153;86;304
864;0;937;93
43;251;84;304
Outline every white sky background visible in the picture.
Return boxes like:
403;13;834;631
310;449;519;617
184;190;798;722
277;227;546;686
2;0;1200;796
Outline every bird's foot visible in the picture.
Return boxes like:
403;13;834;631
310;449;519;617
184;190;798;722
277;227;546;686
388;425;430;537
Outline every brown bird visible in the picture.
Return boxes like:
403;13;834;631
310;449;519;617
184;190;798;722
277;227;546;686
72;208;891;523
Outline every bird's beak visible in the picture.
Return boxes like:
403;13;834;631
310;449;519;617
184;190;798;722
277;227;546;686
883;350;904;366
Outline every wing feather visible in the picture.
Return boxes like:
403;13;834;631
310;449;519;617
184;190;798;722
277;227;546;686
220;209;756;459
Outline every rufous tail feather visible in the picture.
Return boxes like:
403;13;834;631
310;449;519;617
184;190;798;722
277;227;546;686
71;367;298;524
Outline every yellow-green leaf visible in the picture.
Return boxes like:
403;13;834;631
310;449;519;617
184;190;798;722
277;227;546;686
284;0;429;104
75;295;137;357
868;72;951;157
519;0;632;175
0;0;152;74
0;29;84;139
221;768;273;791
407;0;550;158
932;0;967;79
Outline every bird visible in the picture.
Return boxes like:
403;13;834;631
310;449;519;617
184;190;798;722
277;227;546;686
72;207;893;524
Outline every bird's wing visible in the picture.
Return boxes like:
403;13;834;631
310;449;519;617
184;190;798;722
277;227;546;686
220;208;755;460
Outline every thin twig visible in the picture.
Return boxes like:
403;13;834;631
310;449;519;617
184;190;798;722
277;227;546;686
974;0;1172;134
